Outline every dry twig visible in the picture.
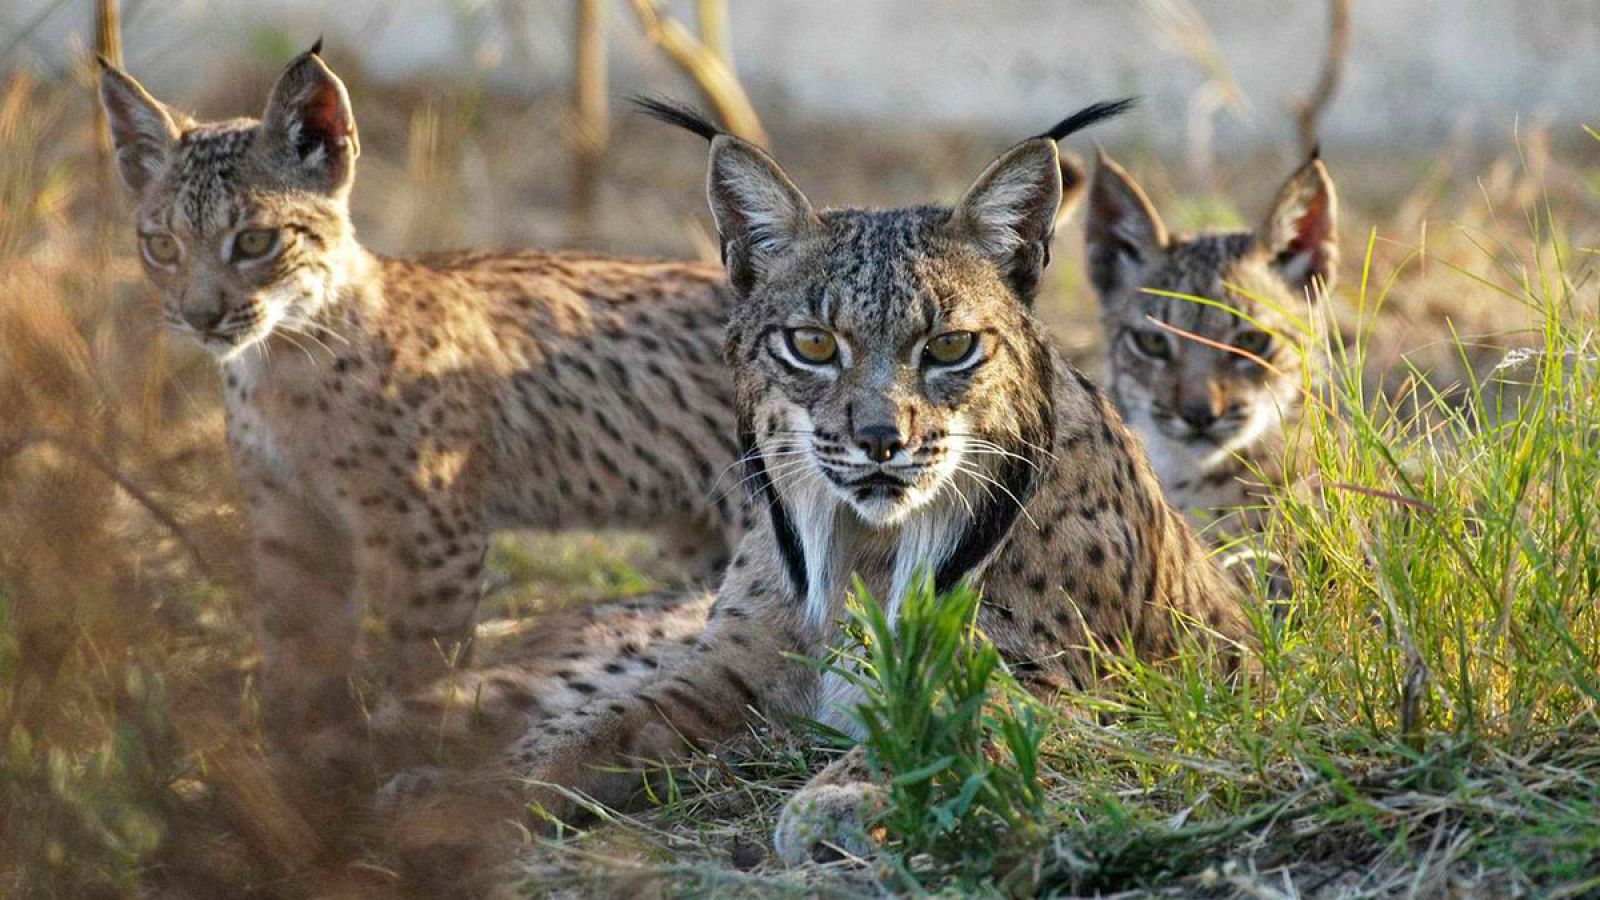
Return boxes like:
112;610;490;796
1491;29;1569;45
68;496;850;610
628;0;767;146
1290;0;1351;155
567;0;610;239
0;430;220;583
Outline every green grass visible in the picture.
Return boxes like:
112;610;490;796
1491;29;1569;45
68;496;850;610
514;226;1599;895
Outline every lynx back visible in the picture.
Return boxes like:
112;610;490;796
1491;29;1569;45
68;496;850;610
100;49;746;740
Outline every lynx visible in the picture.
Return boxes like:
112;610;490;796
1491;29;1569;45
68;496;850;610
98;47;746;739
488;100;1252;862
1084;152;1338;537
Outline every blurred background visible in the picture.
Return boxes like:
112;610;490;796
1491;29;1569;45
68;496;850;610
1;2;1596;896
7;0;1600;255
9;0;1600;145
7;0;1596;341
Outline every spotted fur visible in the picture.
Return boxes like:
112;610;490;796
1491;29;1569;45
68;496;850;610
99;51;746;739
499;105;1252;852
1086;152;1337;537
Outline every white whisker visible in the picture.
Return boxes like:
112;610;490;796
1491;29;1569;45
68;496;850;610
702;444;812;500
954;461;1040;530
951;431;1060;462
709;455;817;507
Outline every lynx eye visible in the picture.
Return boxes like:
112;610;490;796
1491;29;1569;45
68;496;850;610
785;327;838;365
141;233;180;266
1232;329;1273;357
232;228;280;262
923;331;977;366
1128;329;1172;360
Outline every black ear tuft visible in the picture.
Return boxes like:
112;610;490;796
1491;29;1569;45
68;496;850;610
309;36;324;56
1035;97;1139;143
632;95;723;142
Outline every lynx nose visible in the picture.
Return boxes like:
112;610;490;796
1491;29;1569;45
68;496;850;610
182;306;227;332
855;425;904;463
1178;400;1219;432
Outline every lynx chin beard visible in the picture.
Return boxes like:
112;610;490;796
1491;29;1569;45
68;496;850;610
763;407;984;637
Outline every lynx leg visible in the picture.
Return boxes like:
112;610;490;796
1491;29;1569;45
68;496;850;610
242;471;359;742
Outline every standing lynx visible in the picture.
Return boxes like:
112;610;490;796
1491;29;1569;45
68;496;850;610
496;101;1252;858
1085;153;1337;536
98;47;745;738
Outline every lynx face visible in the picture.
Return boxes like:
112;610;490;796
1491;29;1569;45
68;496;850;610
733;153;1089;528
100;52;361;359
738;218;1048;527
705;133;1063;620
1085;154;1336;483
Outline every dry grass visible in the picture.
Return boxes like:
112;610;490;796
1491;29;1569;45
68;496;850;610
1;44;1597;898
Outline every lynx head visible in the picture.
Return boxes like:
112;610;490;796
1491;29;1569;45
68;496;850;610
1085;153;1337;455
99;45;361;360
641;98;1130;618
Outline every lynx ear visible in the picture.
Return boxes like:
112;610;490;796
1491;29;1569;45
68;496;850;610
706;136;817;295
1260;154;1338;296
1084;153;1168;305
97;61;181;194
260;47;360;194
949;137;1063;305
1054;150;1089;228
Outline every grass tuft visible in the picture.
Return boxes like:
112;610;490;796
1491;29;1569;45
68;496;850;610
829;574;1048;888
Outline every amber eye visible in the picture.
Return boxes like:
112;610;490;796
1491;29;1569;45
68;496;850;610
1128;329;1171;360
142;233;180;266
232;228;279;261
1232;329;1273;357
786;327;838;364
923;331;977;366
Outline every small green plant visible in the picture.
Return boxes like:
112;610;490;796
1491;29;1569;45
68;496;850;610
826;572;1048;885
2;658;180;898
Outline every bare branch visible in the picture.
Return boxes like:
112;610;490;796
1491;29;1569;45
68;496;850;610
567;0;609;240
629;0;767;146
1142;0;1252;185
1292;0;1352;155
93;0;124;241
0;430;221;584
697;0;732;67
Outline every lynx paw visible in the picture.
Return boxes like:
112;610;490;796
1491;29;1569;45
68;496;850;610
374;765;454;817
772;780;888;866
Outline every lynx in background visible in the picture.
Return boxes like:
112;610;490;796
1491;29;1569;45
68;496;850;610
1085;152;1338;537
494;99;1251;862
98;47;745;740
